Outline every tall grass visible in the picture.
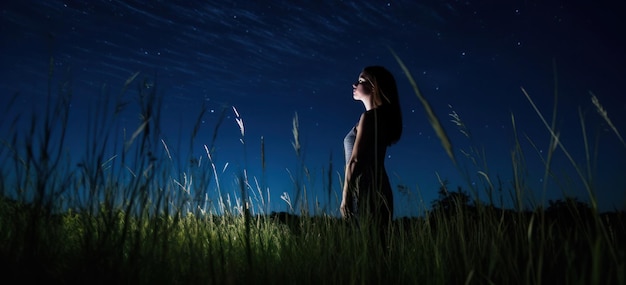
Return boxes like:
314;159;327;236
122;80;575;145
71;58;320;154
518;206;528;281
0;56;624;284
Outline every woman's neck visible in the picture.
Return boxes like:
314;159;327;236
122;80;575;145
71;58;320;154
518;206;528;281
362;98;381;111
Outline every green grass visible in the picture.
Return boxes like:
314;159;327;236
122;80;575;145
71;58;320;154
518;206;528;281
0;57;624;284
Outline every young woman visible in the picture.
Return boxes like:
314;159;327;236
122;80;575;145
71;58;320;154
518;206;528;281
341;66;402;232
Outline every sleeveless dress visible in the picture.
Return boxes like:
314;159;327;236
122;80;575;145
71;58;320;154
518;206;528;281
343;109;394;222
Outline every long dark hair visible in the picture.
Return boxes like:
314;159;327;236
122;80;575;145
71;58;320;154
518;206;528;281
363;65;402;145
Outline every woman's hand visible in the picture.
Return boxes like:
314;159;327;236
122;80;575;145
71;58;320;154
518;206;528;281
340;199;349;218
340;185;352;219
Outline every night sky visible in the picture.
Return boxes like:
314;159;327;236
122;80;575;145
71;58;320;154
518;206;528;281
1;0;625;216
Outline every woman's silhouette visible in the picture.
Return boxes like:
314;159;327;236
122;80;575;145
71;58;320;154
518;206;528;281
341;66;402;243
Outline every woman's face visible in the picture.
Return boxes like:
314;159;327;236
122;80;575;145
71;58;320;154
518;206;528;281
352;72;373;101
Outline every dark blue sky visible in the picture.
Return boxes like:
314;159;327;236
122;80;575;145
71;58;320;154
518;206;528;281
1;0;625;216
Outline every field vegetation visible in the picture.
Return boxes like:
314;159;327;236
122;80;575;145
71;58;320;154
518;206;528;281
0;58;624;284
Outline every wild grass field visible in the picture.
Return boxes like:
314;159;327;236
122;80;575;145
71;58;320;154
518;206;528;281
0;57;624;284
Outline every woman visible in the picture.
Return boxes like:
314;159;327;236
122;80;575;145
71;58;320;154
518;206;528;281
341;66;402;230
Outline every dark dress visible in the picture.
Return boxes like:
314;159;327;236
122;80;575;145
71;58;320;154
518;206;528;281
343;108;394;224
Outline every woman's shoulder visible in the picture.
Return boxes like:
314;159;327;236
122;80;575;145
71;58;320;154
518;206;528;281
359;110;374;122
358;109;382;127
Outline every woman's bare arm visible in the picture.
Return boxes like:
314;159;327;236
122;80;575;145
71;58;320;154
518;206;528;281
341;112;375;217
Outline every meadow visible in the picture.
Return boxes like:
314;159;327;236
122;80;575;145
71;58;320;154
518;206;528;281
0;57;624;284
